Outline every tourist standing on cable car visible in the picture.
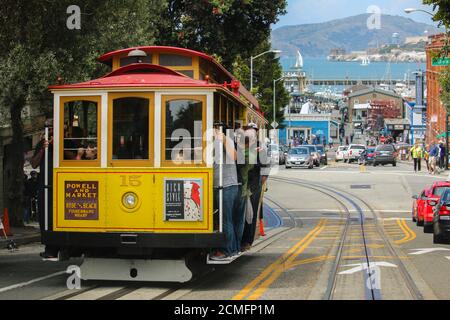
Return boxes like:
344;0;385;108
211;125;240;261
31;120;59;260
241;123;270;252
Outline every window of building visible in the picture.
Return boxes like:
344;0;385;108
163;96;205;166
159;54;192;67
61;98;100;165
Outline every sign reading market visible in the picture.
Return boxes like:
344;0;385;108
65;181;99;220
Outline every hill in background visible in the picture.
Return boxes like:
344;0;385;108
272;14;441;57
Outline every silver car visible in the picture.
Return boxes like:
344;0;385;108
268;144;285;165
285;147;314;169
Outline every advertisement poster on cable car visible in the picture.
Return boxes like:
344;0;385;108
64;181;99;220
164;179;203;222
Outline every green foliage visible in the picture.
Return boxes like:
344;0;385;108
423;0;450;28
423;0;450;56
155;0;287;69
233;41;289;128
0;0;287;224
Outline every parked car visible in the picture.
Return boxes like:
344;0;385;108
303;145;321;167
420;181;450;232
345;144;366;163
315;145;328;165
335;146;348;162
373;144;398;167
429;189;450;243
268;144;285;165
285;147;314;169
412;188;432;227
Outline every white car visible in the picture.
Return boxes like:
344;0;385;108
345;144;366;163
335;146;348;162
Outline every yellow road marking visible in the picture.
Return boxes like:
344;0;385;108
247;222;327;300
360;165;367;173
287;256;335;268
232;220;326;301
395;219;416;245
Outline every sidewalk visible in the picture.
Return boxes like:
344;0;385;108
0;223;41;247
398;158;450;178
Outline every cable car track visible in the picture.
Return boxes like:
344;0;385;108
270;176;423;300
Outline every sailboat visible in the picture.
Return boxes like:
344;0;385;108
361;56;370;66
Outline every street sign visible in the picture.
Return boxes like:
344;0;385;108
271;121;279;129
432;57;450;67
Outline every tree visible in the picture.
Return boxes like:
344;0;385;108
155;0;287;69
233;41;289;129
0;0;164;225
423;0;450;28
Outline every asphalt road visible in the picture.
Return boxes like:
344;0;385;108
1;161;449;300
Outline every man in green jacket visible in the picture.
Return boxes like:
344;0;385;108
410;142;424;172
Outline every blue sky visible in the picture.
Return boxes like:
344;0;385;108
274;0;438;28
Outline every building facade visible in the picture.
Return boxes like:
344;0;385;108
426;34;448;144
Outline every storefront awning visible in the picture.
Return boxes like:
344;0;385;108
436;132;450;139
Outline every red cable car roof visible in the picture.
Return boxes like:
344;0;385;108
98;46;235;81
49;64;219;89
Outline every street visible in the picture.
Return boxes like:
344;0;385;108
1;161;449;300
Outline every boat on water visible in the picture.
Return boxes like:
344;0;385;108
361;56;371;66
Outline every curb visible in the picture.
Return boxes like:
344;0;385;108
0;233;41;247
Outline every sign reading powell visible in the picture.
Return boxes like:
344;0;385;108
164;179;203;221
65;181;99;220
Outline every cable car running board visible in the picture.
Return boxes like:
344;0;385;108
80;258;193;283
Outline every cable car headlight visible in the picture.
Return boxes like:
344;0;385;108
122;192;138;210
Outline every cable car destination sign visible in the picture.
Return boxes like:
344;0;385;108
65;181;99;220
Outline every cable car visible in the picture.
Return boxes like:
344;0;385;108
44;46;267;282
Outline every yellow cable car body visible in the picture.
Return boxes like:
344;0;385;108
44;46;267;282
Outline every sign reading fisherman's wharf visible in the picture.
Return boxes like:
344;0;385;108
65;181;99;220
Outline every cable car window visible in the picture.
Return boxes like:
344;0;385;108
177;70;194;78
63;100;98;161
164;98;204;164
112;98;149;160
120;55;152;67
159;54;192;67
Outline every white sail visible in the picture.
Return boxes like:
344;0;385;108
295;50;304;69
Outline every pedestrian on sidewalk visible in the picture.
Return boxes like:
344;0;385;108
428;143;439;175
410;142;424;172
439;141;446;170
424;145;430;173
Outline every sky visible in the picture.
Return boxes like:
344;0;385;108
274;0;438;29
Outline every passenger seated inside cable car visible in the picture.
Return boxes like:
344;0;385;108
63;99;98;162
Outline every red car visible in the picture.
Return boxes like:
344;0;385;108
414;182;450;233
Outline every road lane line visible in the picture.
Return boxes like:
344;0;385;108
246;222;327;300
0;271;66;294
232;220;326;301
395;219;416;245
287;256;335;268
320;166;328;170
